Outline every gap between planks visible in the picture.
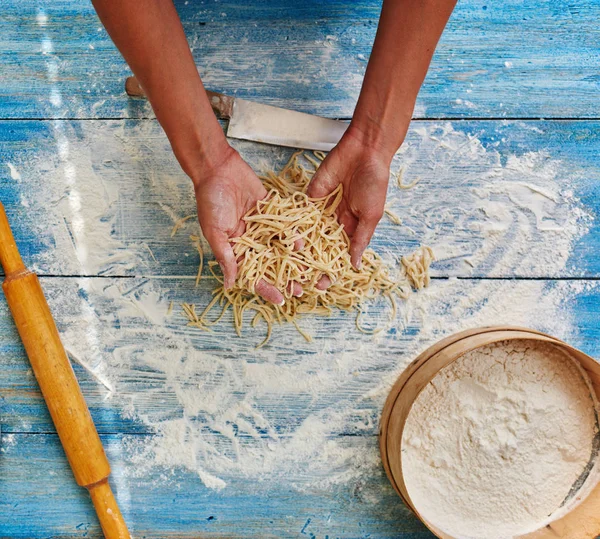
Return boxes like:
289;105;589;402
2;116;600;122
3;275;599;281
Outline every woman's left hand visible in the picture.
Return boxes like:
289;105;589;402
307;126;395;269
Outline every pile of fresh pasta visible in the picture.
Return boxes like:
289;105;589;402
181;152;434;347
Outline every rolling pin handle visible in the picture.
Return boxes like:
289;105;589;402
0;202;26;276
88;479;130;539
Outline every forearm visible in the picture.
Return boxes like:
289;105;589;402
92;0;229;180
350;0;457;159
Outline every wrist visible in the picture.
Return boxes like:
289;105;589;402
347;109;412;162
171;124;232;185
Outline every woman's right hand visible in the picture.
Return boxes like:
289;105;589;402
192;145;288;306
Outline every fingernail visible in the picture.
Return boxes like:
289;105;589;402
278;299;285;306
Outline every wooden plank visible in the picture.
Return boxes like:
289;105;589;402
1;276;599;435
0;0;599;119
0;432;430;538
0;119;598;278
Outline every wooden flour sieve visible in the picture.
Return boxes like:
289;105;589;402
379;326;600;539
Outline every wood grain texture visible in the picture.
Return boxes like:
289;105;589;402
2;0;600;538
0;433;429;539
0;119;598;279
0;0;599;119
1;277;599;435
1;272;599;538
0;212;130;537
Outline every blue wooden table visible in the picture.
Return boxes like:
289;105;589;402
1;1;600;537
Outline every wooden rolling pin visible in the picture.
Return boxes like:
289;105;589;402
0;202;130;539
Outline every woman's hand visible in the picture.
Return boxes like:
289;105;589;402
192;146;285;305
307;127;395;269
92;0;290;305
306;0;456;268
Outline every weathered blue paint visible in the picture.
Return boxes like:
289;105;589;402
0;119;599;279
0;433;431;538
1;0;600;537
0;1;599;119
2;277;598;439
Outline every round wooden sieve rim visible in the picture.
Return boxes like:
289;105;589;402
379;326;600;539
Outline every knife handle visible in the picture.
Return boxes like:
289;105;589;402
125;76;233;119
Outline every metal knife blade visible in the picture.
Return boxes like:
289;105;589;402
226;98;348;151
125;77;347;151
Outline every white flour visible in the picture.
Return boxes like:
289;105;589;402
6;162;22;181
402;340;599;539
8;119;596;500
388;123;591;277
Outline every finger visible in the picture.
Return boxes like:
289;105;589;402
205;230;238;289
256;279;285;306
293;237;305;251
350;218;378;270
232;218;246;239
316;275;331;290
287;281;303;297
307;168;337;199
339;207;357;237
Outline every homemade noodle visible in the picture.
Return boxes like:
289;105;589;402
402;246;434;289
384;207;403;225
183;152;433;346
395;166;421;190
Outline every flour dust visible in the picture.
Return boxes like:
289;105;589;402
384;123;591;277
11;120;594;499
403;340;600;538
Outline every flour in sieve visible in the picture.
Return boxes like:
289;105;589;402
402;340;599;539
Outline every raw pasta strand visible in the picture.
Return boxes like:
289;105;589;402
183;153;433;346
402;246;435;289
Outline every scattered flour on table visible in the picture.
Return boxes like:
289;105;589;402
387;123;592;277
402;340;600;539
0;433;17;454
5;162;22;181
11;120;594;496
